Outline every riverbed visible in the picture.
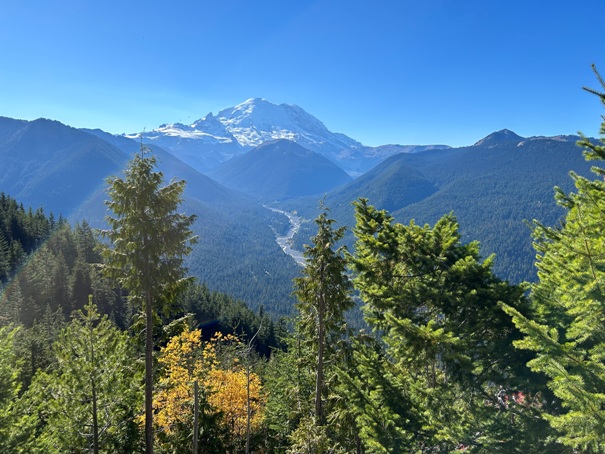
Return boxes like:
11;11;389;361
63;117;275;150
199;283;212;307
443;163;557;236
265;206;306;266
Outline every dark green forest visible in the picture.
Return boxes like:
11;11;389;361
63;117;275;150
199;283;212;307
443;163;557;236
2;74;605;452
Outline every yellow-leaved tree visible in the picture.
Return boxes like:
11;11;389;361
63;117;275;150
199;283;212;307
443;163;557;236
153;327;265;453
207;367;263;440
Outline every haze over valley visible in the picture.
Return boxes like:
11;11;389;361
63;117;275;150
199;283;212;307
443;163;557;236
0;98;595;315
5;2;605;450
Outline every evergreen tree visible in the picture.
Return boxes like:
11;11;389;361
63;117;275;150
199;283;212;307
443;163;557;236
0;278;24;326
502;66;605;452
0;231;10;283
9;241;24;272
74;220;101;264
263;342;314;451
0;327;22;452
28;301;141;453
346;199;541;452
101;146;197;454
290;204;353;449
13;304;64;391
263;206;355;453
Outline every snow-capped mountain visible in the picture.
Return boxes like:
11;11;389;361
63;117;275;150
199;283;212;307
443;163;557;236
212;98;361;151
129;98;363;174
128;98;448;176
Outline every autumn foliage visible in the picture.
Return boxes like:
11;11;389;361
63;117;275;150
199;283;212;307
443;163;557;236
153;327;265;452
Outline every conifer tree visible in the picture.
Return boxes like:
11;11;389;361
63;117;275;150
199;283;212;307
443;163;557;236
347;199;538;452
0;326;22;452
0;231;10;282
101;146;197;454
293;204;353;428
502;66;605;452
263;337;315;451
29;301;141;453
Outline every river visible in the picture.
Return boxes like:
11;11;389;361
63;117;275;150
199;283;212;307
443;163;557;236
265;206;306;266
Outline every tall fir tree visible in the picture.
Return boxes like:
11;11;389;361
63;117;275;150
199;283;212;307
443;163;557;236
101;146;197;454
290;204;354;449
502;66;605;452
28;301;141;453
346;199;545;452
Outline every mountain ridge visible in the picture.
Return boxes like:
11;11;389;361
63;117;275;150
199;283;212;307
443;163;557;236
0;110;596;316
210;139;353;200
129;98;449;175
285;132;595;285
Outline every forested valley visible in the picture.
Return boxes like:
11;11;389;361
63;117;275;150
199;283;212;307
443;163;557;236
2;80;605;453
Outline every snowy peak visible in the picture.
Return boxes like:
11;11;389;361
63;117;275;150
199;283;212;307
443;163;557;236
130;98;366;173
144;97;363;150
212;97;359;149
216;98;327;132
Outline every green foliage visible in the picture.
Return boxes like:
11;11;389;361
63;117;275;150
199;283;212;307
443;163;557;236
293;205;353;356
101;148;197;312
0;326;22;451
101;146;197;453
287;415;345;454
503;67;605;452
336;333;417;453
293;204;353;427
0;219;129;329
263;342;315;451
24;302;142;453
264;205;357;452
0;192;54;283
345;198;545;452
12;306;64;390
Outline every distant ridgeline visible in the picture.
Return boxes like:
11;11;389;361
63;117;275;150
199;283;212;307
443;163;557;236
287;131;594;284
0;110;596;314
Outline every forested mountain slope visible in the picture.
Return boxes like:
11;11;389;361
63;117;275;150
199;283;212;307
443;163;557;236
0;117;300;316
288;132;594;283
210;139;353;200
0;117;126;216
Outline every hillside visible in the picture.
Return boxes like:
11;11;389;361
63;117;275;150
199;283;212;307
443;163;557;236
287;132;594;283
0;117;127;216
210;139;353;200
0;117;300;316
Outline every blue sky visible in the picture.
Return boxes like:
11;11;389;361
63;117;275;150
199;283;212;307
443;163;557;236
1;0;603;147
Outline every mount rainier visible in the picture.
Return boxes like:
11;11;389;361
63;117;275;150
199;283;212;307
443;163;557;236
128;98;448;176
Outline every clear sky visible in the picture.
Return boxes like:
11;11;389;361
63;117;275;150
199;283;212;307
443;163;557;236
1;0;603;147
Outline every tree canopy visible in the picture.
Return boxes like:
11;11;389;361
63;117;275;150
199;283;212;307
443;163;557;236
102;146;197;454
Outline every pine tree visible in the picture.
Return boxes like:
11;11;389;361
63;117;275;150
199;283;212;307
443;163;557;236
347;199;539;452
293;205;353;426
29;301;141;453
502;66;605;452
101;146;197;454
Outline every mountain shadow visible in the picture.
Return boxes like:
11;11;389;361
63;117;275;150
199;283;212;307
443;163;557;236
210;139;353;200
